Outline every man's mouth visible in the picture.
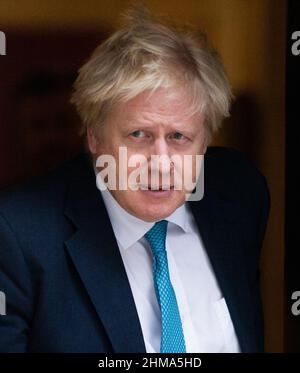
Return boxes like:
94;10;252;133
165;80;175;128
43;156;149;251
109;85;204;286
139;185;175;191
138;185;175;198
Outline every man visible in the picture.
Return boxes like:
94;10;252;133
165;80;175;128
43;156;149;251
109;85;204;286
0;7;270;352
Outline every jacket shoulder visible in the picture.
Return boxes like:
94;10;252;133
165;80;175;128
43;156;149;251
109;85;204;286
205;146;269;202
0;152;92;224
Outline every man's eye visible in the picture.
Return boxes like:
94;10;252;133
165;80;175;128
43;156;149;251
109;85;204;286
171;132;186;140
130;130;146;138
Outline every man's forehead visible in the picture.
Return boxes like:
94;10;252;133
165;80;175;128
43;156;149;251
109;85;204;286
127;87;191;108
117;88;199;121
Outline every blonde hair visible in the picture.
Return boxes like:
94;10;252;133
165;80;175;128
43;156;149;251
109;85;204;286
71;6;232;144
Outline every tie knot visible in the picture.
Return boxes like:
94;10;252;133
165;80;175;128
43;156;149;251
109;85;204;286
145;220;168;255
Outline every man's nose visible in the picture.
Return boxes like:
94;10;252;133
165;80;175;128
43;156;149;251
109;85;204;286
149;138;174;174
153;137;169;156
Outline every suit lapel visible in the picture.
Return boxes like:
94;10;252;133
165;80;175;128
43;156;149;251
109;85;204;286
64;155;146;352
189;192;258;352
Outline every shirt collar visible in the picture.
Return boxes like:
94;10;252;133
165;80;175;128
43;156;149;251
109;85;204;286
95;170;191;249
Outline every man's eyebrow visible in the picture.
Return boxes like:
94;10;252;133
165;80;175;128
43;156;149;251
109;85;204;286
124;118;192;129
124;122;153;129
122;122;197;138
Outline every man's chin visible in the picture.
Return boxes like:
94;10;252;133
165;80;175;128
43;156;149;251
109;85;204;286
111;189;185;221
130;198;183;222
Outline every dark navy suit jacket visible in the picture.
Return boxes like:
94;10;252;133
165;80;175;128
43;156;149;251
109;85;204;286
0;147;270;352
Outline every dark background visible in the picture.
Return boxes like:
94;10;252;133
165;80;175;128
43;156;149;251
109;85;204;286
0;0;294;352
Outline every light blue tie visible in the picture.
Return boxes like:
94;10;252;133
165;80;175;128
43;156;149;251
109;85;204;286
145;220;186;353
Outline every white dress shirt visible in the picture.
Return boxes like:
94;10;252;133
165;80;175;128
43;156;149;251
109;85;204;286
95;178;241;353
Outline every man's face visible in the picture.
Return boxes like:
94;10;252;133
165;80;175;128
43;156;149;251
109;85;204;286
88;86;207;222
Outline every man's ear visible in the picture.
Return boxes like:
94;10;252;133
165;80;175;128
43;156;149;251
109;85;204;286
87;127;98;154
